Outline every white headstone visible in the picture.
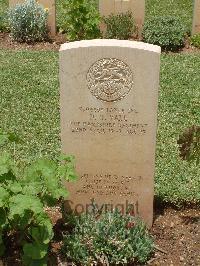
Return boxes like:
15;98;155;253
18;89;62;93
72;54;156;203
59;39;161;227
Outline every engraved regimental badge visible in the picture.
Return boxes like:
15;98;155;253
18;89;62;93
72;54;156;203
87;58;134;102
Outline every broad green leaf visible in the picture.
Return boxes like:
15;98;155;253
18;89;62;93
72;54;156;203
29;213;53;245
6;180;22;194
9;194;43;218
26;158;57;180
23;242;48;260
22;182;42;196
0;152;15;177
9;210;34;231
29;222;53;245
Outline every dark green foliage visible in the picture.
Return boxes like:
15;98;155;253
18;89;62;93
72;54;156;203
177;125;200;165
0;131;77;266
103;11;135;40
190;34;200;48
61;0;101;41
62;210;154;265
142;16;186;51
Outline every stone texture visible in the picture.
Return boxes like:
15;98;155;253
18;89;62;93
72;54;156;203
59;39;161;227
99;0;145;36
192;0;200;34
9;0;56;36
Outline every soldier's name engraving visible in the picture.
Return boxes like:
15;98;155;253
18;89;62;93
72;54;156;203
70;106;148;135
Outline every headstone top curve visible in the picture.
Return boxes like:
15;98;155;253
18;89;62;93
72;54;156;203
60;39;161;54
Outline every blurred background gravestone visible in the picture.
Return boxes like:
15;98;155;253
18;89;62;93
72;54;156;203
192;0;200;34
99;0;145;36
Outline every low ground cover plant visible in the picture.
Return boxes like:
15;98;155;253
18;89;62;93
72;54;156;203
0;131;77;265
62;210;154;265
8;0;49;42
61;0;101;41
103;11;135;40
142;16;186;51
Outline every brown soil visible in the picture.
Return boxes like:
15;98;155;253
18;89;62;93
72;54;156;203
1;33;200;53
0;32;67;51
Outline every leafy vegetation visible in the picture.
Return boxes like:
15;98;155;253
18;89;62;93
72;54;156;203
103;11;135;40
142;16;186;51
0;131;77;265
8;0;49;42
62;210;153;265
60;0;101;40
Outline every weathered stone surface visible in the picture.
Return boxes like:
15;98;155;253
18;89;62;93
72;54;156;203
99;0;145;36
59;39;161;227
9;0;56;36
192;0;200;34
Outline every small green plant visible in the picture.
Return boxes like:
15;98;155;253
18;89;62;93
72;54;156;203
142;16;186;51
190;34;200;49
103;11;135;40
8;0;49;43
0;131;77;265
62;0;101;41
177;125;200;165
62;210;154;265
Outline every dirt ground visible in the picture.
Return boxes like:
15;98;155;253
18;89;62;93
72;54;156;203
1;32;200;53
0;32;67;51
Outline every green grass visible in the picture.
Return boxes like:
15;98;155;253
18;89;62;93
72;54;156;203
0;51;60;163
146;0;193;33
0;50;199;205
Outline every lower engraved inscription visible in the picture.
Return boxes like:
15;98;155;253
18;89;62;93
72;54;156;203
75;173;142;197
